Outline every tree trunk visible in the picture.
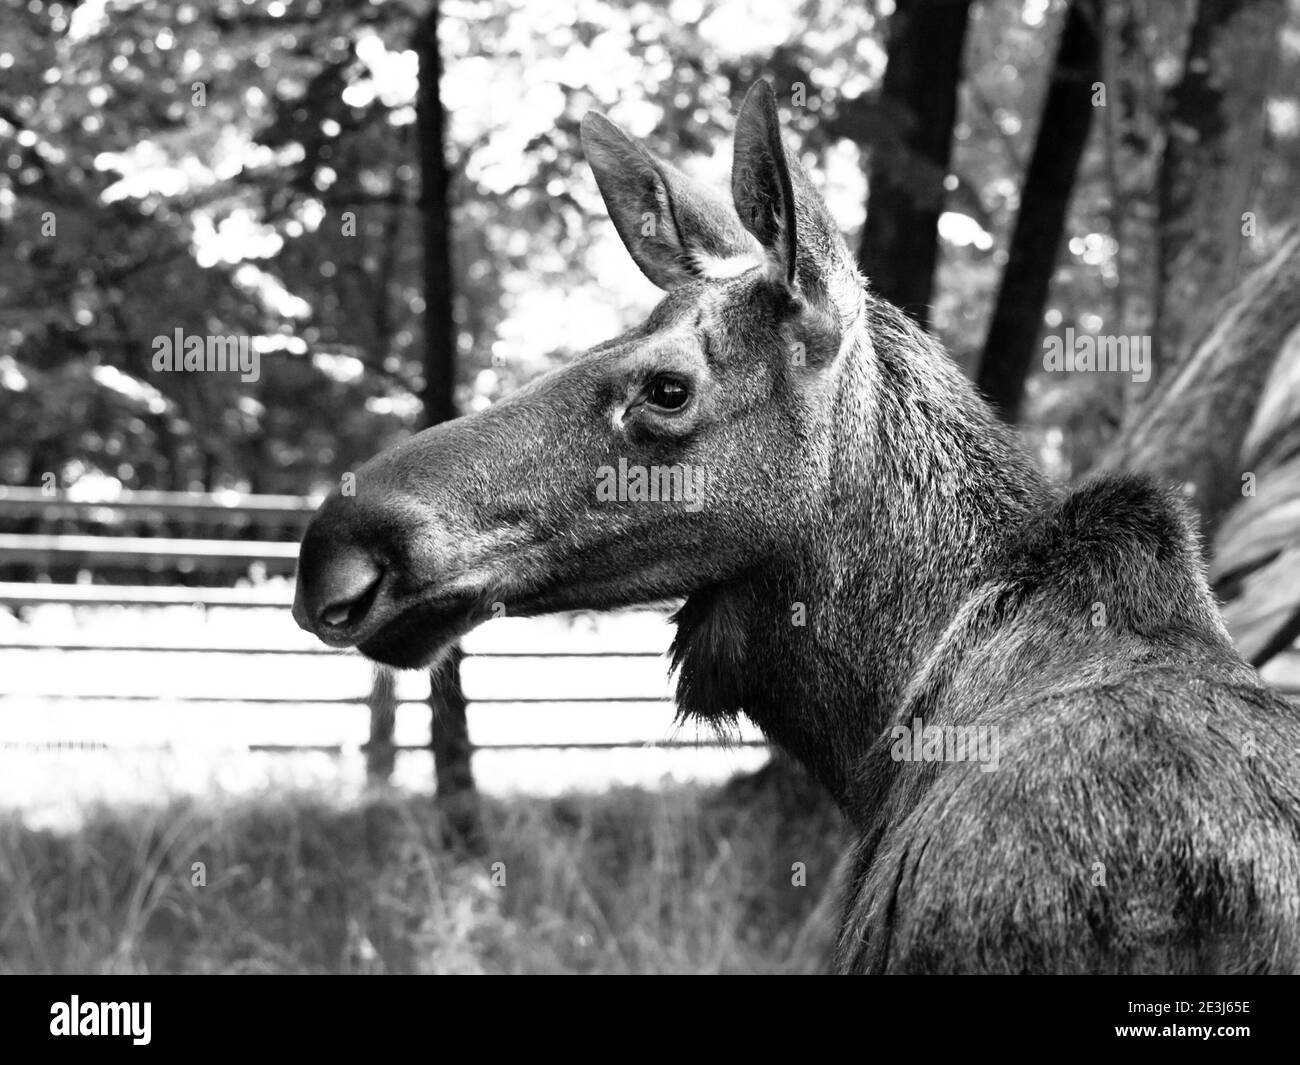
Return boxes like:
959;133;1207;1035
417;4;457;430
429;646;485;852
857;0;972;331
364;663;398;782
974;0;1101;423
1152;0;1285;379
1099;225;1300;545
1100;225;1300;670
415;1;482;845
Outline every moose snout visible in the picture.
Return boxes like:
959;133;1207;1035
292;525;385;644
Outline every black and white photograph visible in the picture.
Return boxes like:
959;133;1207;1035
2;0;1299;1037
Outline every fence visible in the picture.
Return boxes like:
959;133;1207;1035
0;486;766;764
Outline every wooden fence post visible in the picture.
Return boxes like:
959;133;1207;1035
429;645;484;852
364;664;398;782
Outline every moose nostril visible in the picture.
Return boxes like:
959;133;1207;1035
322;601;359;628
310;548;383;633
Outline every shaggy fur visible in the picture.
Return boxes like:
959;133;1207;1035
834;476;1300;972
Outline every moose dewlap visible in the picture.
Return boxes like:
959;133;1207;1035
293;81;1300;975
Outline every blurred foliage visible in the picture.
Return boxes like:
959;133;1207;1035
2;0;1300;496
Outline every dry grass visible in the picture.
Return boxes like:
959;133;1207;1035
0;772;846;974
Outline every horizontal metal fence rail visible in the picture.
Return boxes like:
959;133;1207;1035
1;639;663;657
0;486;319;524
0;583;292;607
0;534;300;572
0;740;769;753
0;693;676;704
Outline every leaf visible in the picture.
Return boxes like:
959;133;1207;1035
1212;322;1300;667
1211;456;1300;590
1217;545;1300;668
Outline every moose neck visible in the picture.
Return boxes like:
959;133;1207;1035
673;299;1049;806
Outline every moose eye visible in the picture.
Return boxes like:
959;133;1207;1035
647;375;690;411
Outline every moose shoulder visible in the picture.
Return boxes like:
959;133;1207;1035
293;81;1300;974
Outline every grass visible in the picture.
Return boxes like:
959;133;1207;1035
0;768;847;974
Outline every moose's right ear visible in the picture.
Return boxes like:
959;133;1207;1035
581;112;763;290
731;81;863;328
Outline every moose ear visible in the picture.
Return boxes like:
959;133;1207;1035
732;82;862;323
731;81;798;289
581;112;764;290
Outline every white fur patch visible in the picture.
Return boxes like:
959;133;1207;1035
688;247;765;280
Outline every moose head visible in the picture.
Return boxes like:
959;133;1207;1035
293;82;869;673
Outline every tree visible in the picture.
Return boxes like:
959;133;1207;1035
1153;0;1286;378
974;0;1101;422
1100;228;1300;539
1100;225;1300;666
415;1;483;850
856;0;972;330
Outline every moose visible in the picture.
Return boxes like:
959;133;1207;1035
294;82;1300;974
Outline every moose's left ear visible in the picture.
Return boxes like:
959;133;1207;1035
582;111;764;290
732;82;861;323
